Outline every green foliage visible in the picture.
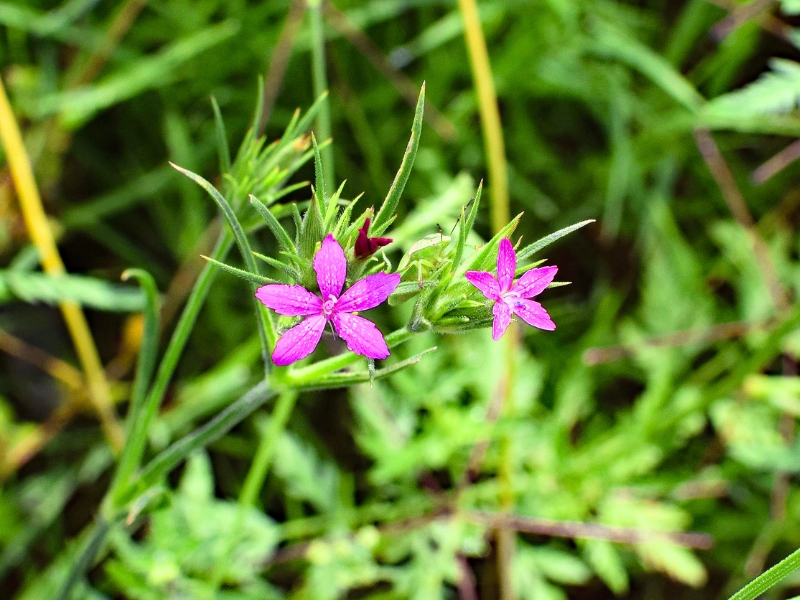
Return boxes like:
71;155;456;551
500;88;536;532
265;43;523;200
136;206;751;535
5;0;800;599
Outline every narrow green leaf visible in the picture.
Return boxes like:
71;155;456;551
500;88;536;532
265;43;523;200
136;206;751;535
53;517;111;600
130;381;275;499
202;255;276;286
451;182;482;273
211;95;231;176
288;328;414;384
294;347;437;391
373;83;425;234
33;21;240;126
516;220;595;261
108;269;161;506
727;546;800;600
312;133;327;209
249;194;296;253
171;163;276;356
0;270;146;312
590;23;705;112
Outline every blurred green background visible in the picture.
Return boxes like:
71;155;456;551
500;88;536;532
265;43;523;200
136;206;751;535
3;0;800;598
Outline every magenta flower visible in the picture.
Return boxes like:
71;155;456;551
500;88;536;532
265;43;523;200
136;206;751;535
256;234;401;365
465;238;557;340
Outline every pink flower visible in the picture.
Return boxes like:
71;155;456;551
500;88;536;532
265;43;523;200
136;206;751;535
465;238;557;340
256;234;401;365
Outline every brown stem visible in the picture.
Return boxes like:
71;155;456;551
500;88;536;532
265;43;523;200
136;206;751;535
463;511;714;549
68;0;150;88
694;129;791;313
582;318;774;365
751;139;800;185
257;0;307;135
322;0;457;140
704;0;793;43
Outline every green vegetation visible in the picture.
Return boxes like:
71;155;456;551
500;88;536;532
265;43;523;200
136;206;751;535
2;0;800;598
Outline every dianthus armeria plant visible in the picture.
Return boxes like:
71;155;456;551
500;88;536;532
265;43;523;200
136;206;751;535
54;85;593;599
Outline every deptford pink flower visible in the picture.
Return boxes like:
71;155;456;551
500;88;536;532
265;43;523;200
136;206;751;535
354;217;393;259
256;234;401;365
465;238;557;340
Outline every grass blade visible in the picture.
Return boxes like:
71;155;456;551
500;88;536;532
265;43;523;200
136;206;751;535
516;219;595;261
373;83;425;234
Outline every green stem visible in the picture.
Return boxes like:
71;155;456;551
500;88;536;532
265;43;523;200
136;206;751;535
108;269;161;505
118;368;274;508
239;389;300;506
54;516;111;600
109;230;235;509
728;546;800;600
287;327;413;384
308;0;334;188
208;389;300;595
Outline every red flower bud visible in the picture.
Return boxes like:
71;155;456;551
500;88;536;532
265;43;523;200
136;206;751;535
354;218;392;259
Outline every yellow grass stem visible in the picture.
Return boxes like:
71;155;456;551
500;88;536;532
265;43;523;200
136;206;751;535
458;0;509;234
458;2;515;596
0;77;124;453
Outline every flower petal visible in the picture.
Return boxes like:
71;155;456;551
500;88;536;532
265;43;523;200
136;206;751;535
271;314;327;366
465;271;500;300
337;273;401;312
492;300;512;341
255;284;322;316
514;265;558;299
314;234;347;299
512;299;556;331
497;238;516;291
331;312;390;360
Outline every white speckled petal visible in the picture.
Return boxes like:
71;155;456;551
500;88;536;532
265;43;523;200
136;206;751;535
314;234;347;299
331;312;390;360
492;300;512;341
337;272;401;312
514;266;558;299
496;238;516;292
271;314;327;366
465;271;500;300
513;299;556;331
255;284;322;316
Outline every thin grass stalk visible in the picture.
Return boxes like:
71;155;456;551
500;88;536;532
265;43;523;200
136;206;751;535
0;76;124;452
727;546;800;600
108;269;162;505
457;0;509;233
456;3;515;596
130;229;235;486
308;0;334;188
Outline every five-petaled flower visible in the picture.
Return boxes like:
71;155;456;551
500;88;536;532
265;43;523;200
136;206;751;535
466;238;557;340
256;234;401;365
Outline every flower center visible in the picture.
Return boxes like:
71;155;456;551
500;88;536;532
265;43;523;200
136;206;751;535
321;294;338;316
500;289;520;303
